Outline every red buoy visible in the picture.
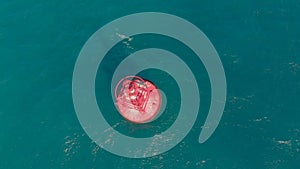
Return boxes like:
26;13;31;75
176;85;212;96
114;76;162;123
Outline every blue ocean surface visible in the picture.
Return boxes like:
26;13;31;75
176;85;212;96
1;0;300;168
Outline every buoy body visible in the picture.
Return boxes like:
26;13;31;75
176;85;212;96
115;76;161;123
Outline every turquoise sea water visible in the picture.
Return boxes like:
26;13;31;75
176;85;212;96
1;0;300;168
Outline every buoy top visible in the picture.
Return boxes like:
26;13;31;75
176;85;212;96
115;76;162;123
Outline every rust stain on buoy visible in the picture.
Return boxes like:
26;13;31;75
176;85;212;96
114;76;162;123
